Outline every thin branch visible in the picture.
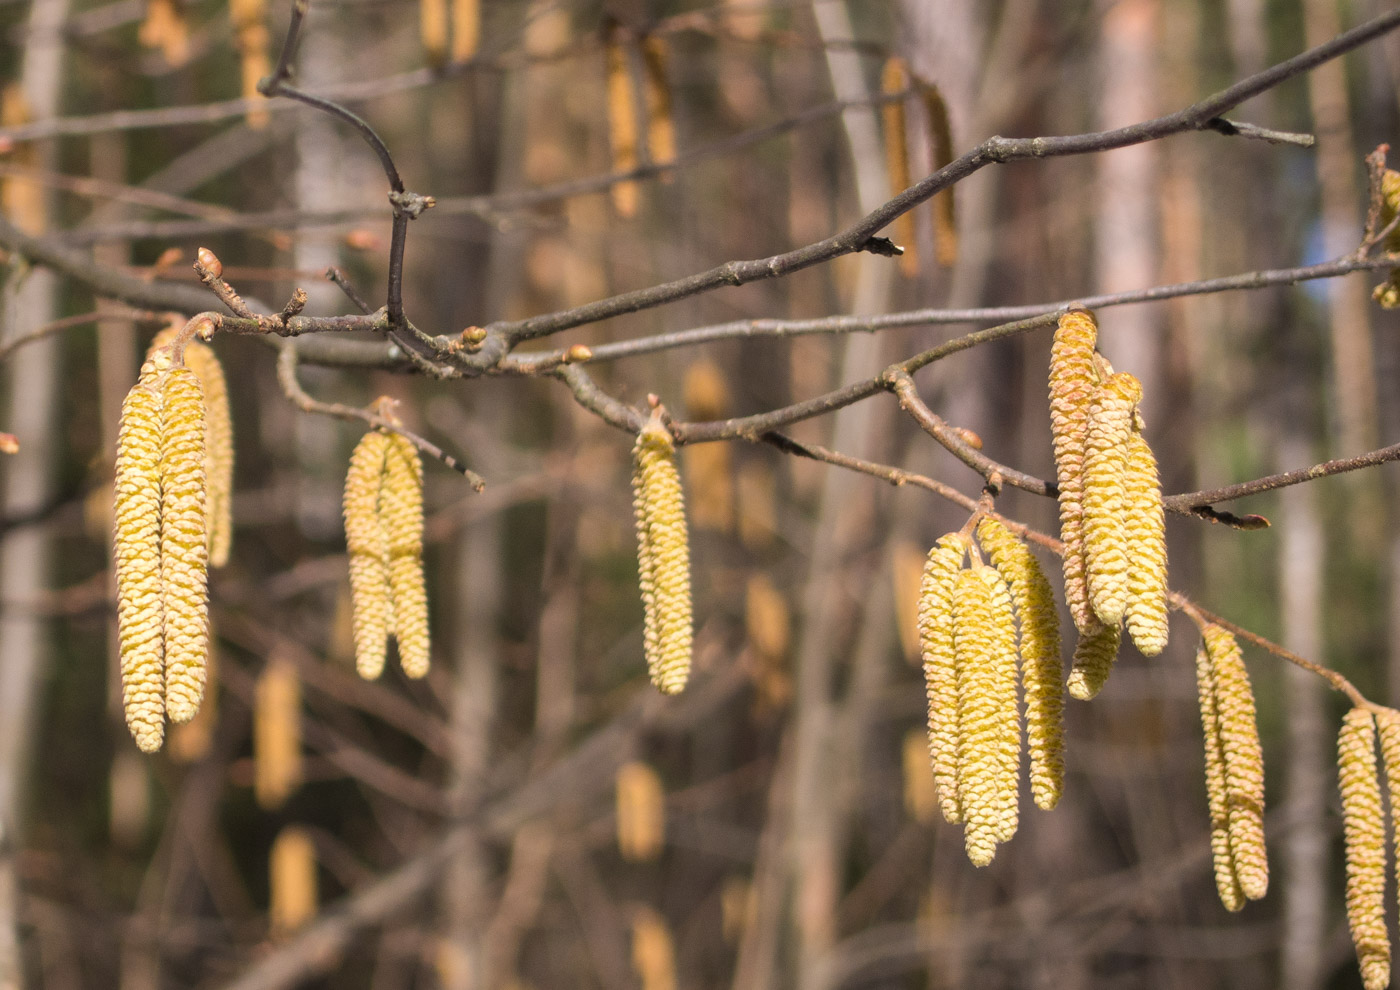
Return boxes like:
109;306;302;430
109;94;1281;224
0;307;159;361
326;267;373;315
1163;439;1400;510
884;368;1056;497
504;256;1400;369
1204;117;1315;147
485;8;1400;350
276;342;485;488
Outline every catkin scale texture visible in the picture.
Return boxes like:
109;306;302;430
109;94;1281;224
1122;430;1168;655
344;432;393;679
115;375;167;752
952;566;1018;866
1194;643;1243;911
1376;709;1400;933
919;534;966;824
1067;624;1119;702
159;368;209;722
1203;625;1268;901
1081;372;1142;628
977;518;1063;810
1339;708;1390;990
632;417;692;695
1048;311;1101;635
383;435;430;678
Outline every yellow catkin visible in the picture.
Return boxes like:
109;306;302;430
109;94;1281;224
1066;623;1120;701
902;728;937;823
1122;430;1167;655
420;0;447;65
138;0;189;66
115;370;166;753
632;413;692;694
1372;169;1400;309
344;431;393;679
269;826;318;937
880;57;916;277
640;36;675;170
159;367;209;724
1340;707;1390;990
151;329;234;567
449;0;479;61
606;32;640;217
744;572;789;662
229;0;269;129
1081;371;1142;627
919;80;957;267
616;760;665;862
1048;311;1102;635
918;534;966;824
383;434;430;678
1203;625;1268;901
977;517;1064;810
952;565;1019;866
254;658;302;810
1377;709;1400;923
1194;642;1244;911
631;905;677;990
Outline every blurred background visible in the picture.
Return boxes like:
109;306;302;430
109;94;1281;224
1;0;1400;987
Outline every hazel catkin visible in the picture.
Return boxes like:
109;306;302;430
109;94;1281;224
1194;641;1243;912
977;517;1064;810
918;533;967;824
1048;310;1102;635
1339;707;1390;990
343;431;394;680
1066;624;1119;702
632;411;692;695
1202;624;1267;901
1081;371;1142;628
1122;429;1168;656
114;371;167;752
383;434;430;679
159;367;209;723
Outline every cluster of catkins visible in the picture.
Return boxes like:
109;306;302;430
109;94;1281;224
1373;167;1400;309
918;516;1064;866
114;316;233;752
342;410;430;681
1049;309;1168;698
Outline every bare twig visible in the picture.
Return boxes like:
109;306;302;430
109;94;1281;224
276;342;485;488
0;307;160;361
1163;439;1400;510
1204;117;1315;147
193;248;254;318
326;267;373;314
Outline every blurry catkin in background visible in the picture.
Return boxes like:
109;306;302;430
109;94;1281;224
630;905;677;990
682;362;734;533
269;827;318;938
880;56;916;277
229;0;269;128
605;24;640;217
254;657;302;810
616;760;665;862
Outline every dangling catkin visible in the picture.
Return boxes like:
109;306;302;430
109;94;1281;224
880;57;916;277
1081;371;1142;628
254;658;302;810
344;431;394;680
269;826;318;937
1194;642;1243;911
1202;624;1267;901
631;905;677;990
383;434;430;678
157;366;208;724
918;533;966;824
977;517;1064;810
616;760;665;862
632;411;692;694
1339;707;1390;990
115;369;167;753
1122;429;1167;655
606;28;640;218
150;328;234;567
1048;310;1102;635
952;565;1019;866
1067;624;1119;701
1376;708;1400;926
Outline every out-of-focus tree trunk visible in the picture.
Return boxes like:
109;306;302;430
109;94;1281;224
0;0;68;983
1304;0;1378;457
1095;0;1163;420
1276;435;1329;990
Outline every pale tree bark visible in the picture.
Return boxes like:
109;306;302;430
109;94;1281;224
1276;435;1329;990
1304;0;1378;457
776;5;895;989
0;0;69;983
1095;0;1164;422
